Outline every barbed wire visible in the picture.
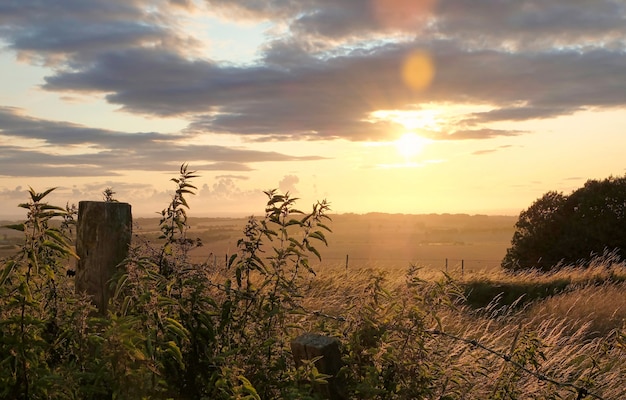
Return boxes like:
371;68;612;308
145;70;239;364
424;329;603;400
292;303;604;399
192;262;607;399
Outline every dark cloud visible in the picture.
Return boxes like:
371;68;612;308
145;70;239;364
205;0;435;39
435;0;626;50
0;0;198;64
468;106;580;123
444;129;525;141
0;107;325;177
1;0;625;145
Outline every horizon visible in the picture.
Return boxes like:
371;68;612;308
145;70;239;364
0;204;522;222
1;1;625;217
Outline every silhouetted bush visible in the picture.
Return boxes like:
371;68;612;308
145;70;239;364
503;175;626;272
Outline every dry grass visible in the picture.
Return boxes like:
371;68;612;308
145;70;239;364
526;282;626;338
293;259;626;399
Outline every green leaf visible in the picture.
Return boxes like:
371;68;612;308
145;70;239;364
39;204;66;212
305;242;322;261
0;260;17;286
288;238;304;250
4;223;24;232
165;340;185;368
317;222;332;232
238;376;261;400
165;317;190;341
309;231;328;245
113;273;130;300
228;254;238;268
30;187;57;202
44;228;66;242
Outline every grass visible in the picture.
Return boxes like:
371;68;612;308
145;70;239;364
292;260;626;398
5;171;626;398
4;192;626;398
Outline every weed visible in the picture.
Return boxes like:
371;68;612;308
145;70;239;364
2;166;626;399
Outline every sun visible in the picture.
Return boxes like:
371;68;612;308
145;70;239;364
395;132;429;160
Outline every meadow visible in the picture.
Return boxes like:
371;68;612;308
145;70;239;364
2;182;626;399
121;212;626;398
131;212;516;273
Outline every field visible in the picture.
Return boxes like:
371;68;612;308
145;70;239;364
131;212;516;273
4;208;626;399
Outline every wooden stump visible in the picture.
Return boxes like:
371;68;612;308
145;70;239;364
291;333;346;399
76;201;132;314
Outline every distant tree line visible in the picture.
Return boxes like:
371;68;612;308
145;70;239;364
503;175;626;272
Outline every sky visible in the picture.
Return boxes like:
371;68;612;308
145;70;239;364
1;0;626;219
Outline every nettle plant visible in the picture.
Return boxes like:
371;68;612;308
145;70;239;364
110;164;333;399
0;188;101;399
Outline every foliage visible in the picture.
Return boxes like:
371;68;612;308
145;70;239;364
2;166;626;399
102;187;117;202
0;188;102;399
503;175;626;272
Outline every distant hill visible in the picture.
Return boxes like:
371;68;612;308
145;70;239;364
2;213;516;272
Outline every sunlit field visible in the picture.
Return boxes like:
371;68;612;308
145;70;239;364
126;213;626;398
3;202;626;398
128;212;516;273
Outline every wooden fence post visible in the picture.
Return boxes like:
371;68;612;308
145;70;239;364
291;333;346;399
76;201;132;314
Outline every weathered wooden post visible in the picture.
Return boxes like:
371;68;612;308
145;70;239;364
76;201;132;314
291;333;346;399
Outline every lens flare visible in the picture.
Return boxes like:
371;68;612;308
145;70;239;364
401;51;435;91
371;0;437;30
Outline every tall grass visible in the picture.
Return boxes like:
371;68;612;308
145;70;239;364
298;262;626;399
3;170;626;399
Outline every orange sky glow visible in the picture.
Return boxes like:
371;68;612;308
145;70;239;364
1;1;625;219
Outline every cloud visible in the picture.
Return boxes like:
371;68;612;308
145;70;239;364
0;107;326;177
1;0;626;144
206;0;436;39
198;177;266;211
0;0;200;64
215;174;249;180
278;174;299;194
445;129;525;140
0;186;27;204
471;145;514;156
468;106;580;123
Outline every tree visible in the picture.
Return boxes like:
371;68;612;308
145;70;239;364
502;176;626;272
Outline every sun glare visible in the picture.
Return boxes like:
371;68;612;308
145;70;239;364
369;108;442;131
395;132;429;160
